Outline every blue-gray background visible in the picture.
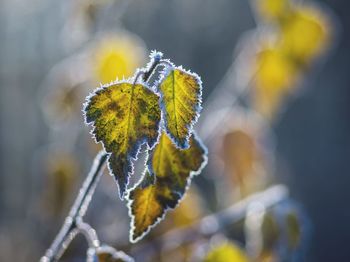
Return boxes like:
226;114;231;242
0;0;349;261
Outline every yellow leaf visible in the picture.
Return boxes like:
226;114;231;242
280;6;330;64
220;129;261;197
84;81;161;198
254;46;297;92
93;34;146;84
204;242;249;262
255;0;290;22
159;67;202;148
127;133;207;242
253;46;297;118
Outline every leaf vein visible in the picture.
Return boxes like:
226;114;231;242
171;71;180;138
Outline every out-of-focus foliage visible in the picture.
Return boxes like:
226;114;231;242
43;81;85;125
128;133;207;242
61;0;118;50
203;242;249;262
41;151;79;218
41;54;90;126
84;81;161;198
92;34;147;84
245;202;306;261
220;129;265;197
251;0;332;118
280;7;330;64
42;31;147;127
253;45;298;118
168;187;204;227
211;110;272;202
159;68;202;149
258;211;281;261
255;0;290;22
143;187;204;261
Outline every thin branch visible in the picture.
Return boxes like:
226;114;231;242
142;52;163;82
130;184;288;260
41;151;108;262
76;220;100;249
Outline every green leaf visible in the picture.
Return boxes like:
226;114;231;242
84;80;161;198
127;132;207;242
158;67;202;149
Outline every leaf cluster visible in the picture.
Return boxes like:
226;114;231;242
84;51;207;242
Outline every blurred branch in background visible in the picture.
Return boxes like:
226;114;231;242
194;0;334;261
131;185;288;260
41;151;108;262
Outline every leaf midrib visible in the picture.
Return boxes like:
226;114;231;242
138;186;154;231
125;83;136;148
171;70;180;138
154;134;164;175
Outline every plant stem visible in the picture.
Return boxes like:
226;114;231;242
142;52;163;82
41;151;108;262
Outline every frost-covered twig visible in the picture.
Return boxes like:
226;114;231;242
131;184;288;260
41;151;108;262
77;220;100;249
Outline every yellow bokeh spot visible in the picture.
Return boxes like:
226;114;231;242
255;0;289;21
171;188;203;226
93;34;146;84
280;6;330;63
253;45;297;118
255;46;296;91
251;4;331;118
221;129;264;197
204;242;249;262
43;152;79;217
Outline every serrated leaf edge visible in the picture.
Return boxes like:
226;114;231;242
83;74;162;199
126;132;208;243
155;62;203;149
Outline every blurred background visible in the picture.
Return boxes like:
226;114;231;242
0;0;349;261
